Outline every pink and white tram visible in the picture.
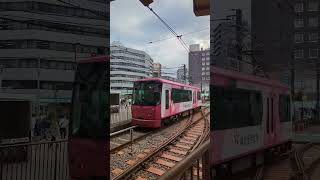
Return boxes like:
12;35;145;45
131;78;202;128
210;67;292;176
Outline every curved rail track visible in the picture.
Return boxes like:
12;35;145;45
253;143;320;180
110;111;194;153
112;107;209;180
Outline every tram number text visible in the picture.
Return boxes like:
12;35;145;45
233;133;259;145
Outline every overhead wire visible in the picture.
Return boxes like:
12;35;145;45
148;27;209;44
144;5;190;52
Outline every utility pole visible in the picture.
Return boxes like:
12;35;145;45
317;61;320;121
235;9;243;71
291;54;295;121
183;64;186;84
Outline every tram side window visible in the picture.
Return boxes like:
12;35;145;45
172;89;192;103
279;95;290;122
211;86;263;130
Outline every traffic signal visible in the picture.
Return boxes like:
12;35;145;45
139;0;153;6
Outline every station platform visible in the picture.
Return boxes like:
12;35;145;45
293;125;320;144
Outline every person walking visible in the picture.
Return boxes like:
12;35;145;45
59;114;68;139
48;112;60;141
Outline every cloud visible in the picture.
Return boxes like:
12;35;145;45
110;0;209;73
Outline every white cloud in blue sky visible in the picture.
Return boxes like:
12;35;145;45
110;0;209;76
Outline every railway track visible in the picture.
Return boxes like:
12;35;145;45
253;143;320;180
112;108;209;180
110;126;153;153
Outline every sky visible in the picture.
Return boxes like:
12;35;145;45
110;0;209;77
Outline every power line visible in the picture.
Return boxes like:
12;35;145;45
142;5;190;52
148;27;209;44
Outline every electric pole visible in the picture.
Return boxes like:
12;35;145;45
235;9;243;71
291;53;295;121
183;64;186;84
317;61;320;121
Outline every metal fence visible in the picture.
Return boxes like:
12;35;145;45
110;105;132;126
0;140;68;180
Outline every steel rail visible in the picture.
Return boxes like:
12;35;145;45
158;140;210;180
110;112;198;153
110;130;154;153
113;112;194;180
113;109;209;180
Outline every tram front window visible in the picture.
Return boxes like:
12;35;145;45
133;81;161;106
71;60;107;139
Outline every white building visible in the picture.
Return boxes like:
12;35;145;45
0;0;108;105
110;42;153;95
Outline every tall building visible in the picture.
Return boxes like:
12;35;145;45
189;44;201;52
293;0;320;107
177;66;188;84
0;0;108;106
161;75;178;82
211;0;293;82
188;44;210;94
110;42;153;95
152;63;161;77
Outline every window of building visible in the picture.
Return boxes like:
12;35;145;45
206;77;210;80
202;62;205;65
201;72;205;75
294;49;304;59
202;77;205;80
295;18;304;28
295;2;304;12
2;80;37;89
309;32;318;42
206;62;210;66
206;72;210;75
309;16;318;27
206;52;209;56
202;53;205;56
202;67;205;71
295;33;304;43
206;57;209;60
206;67;210;70
202;57;205;61
308;1;318;11
309;48;318;58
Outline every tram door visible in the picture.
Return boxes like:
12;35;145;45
266;94;276;145
163;87;171;118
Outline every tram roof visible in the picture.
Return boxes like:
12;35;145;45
135;78;201;90
211;66;289;90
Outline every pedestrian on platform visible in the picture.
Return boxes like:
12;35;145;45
59;114;68;139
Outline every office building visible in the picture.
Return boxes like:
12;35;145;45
293;0;320;107
188;44;210;94
177;66;188;84
110;42;153;95
0;0;108;111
